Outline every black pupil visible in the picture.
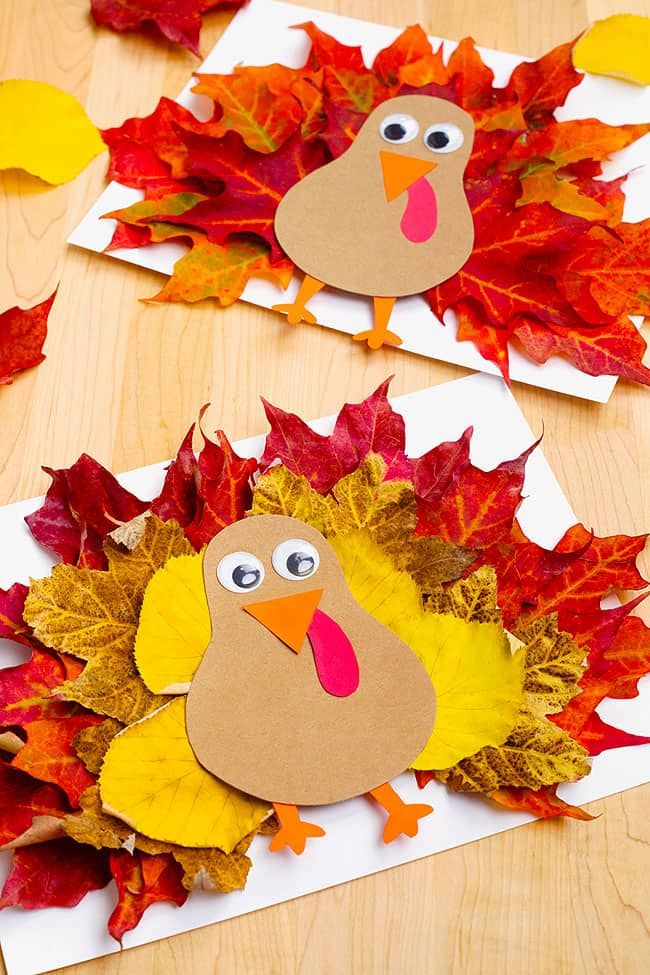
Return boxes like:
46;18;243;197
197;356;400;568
232;564;260;589
427;130;450;149
287;552;315;577
384;122;407;141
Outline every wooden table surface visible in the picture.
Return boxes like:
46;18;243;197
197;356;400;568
1;0;649;972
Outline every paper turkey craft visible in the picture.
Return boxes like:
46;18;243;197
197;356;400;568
101;515;438;856
274;94;475;349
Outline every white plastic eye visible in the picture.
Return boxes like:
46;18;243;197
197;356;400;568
423;122;464;153
217;551;265;593
379;113;419;145
272;539;320;581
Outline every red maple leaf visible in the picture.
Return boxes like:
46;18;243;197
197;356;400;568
0;760;69;847
0;291;56;386
90;0;246;57
26;454;149;569
0;838;110;909
260;378;411;493
108;850;187;943
11;715;101;807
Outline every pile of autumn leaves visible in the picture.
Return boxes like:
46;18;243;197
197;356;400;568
102;22;650;384
1;382;650;938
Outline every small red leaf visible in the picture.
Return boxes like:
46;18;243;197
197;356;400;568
491;786;595;821
0;291;56;386
0;760;69;847
12;715;101;807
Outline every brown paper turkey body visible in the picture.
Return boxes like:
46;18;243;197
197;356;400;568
185;515;437;854
273;95;475;349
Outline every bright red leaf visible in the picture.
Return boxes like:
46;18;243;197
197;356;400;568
0;838;110;909
0;760;69;847
90;0;246;57
0;291;56;386
12;714;101;807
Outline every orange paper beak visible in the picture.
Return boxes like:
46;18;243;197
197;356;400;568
243;588;324;653
380;150;437;202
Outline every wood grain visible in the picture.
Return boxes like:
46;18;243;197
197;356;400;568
1;1;649;973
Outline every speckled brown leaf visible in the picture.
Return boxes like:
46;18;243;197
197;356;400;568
427;565;501;624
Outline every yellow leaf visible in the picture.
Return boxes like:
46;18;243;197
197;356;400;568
0;80;105;184
426;565;501;623
65;786;254;893
24;516;192;723
327;456;416;542
330;531;422;631
135;553;211;694
573;15;650;86
405;613;524;770
437;711;590;792
99;698;270;853
517;616;585;716
250;466;333;533
332;531;523;769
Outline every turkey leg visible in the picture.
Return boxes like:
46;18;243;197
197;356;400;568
272;274;325;325
368;781;433;843
269;802;326;855
353;296;402;350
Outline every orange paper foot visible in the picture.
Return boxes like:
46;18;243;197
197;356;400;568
353;328;403;350
269;802;326;855
272;302;318;326
368;782;433;843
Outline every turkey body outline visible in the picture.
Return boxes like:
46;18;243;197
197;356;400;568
274;94;475;298
185;515;437;806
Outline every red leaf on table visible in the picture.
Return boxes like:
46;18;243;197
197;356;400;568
556;592;649;667
90;0;245;57
298;21;367;73
576;712;650;756
11;715;101;807
447;37;495;110
152;408;257;548
0;291;56;386
0;647;78;727
25;455;148;569
491;786;595;821
108;850;187;943
508;120;650;171
0;760;69;848
0;838;110;910
260;378;410;494
415;439;539;548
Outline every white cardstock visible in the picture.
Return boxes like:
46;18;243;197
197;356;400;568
0;372;648;975
68;0;650;404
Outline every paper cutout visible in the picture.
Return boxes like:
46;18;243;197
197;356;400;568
268;803;326;855
134;553;210;694
185;515;437;806
242;587;324;653
273;94;474;348
308;608;360;698
573;15;650;86
99;697;269;852
0;81;104;185
368;782;433;844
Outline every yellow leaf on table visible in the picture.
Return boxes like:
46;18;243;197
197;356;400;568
0;80;105;184
573;15;650;86
135;553;211;694
250;466;334;534
100;697;270;853
404;613;524;770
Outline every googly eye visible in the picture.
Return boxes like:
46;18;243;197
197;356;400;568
217;551;265;593
272;539;320;581
423;122;464;153
379;113;419;145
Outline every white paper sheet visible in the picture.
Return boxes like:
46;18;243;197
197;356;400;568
0;371;648;975
68;0;650;404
